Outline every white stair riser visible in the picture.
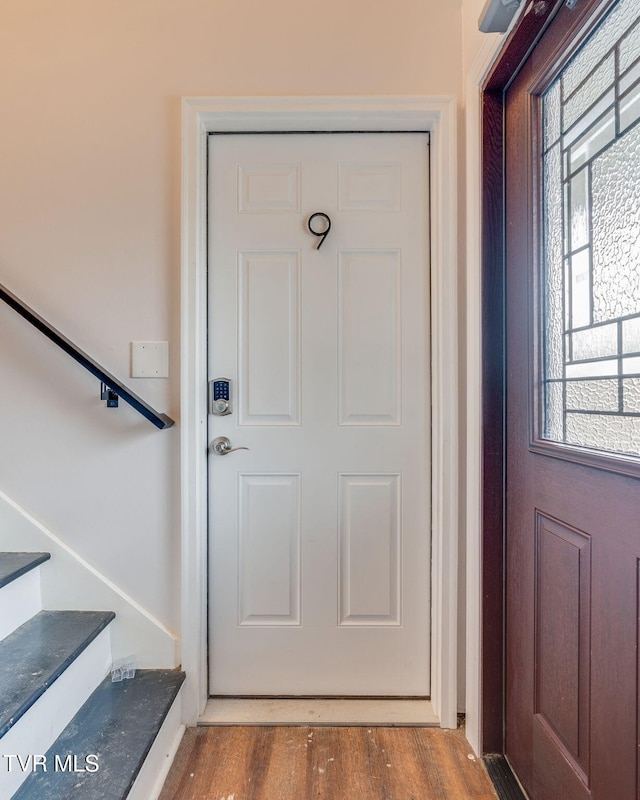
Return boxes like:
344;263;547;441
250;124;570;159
0;627;112;800
127;687;185;800
0;568;42;642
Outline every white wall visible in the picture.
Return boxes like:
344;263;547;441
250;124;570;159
0;491;177;666
0;1;464;651
463;0;495;73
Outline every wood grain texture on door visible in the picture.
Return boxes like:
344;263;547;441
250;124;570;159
503;1;640;797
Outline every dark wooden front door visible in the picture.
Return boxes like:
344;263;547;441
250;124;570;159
504;1;640;798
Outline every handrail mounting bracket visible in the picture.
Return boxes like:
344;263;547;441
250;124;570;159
101;383;120;408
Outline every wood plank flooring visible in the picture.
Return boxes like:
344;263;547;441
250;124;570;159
159;726;498;800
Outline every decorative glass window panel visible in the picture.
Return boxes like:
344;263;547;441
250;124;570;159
541;0;640;458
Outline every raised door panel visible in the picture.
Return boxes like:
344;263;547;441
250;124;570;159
237;165;300;213
238;473;301;626
338;251;401;426
338;163;402;212
338;474;401;626
238;251;301;426
534;514;591;783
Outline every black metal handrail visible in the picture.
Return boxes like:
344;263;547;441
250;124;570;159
0;282;174;430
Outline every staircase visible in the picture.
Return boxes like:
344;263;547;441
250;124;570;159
0;552;185;800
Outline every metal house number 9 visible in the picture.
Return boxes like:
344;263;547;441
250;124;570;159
307;212;332;249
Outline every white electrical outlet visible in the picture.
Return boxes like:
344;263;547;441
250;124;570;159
131;342;169;378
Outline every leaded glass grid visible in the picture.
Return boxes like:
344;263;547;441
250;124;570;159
542;0;640;458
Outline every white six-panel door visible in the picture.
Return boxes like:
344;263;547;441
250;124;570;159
208;133;430;696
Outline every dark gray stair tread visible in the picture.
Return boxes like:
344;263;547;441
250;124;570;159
0;610;115;738
13;669;186;800
0;552;50;588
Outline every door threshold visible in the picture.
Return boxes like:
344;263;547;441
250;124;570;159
199;697;439;726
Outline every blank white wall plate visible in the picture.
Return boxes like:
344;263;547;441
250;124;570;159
131;342;169;378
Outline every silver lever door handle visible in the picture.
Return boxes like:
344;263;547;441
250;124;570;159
211;436;249;456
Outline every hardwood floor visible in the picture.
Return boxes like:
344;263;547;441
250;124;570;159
159;725;498;800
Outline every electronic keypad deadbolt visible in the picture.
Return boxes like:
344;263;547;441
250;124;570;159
210;378;232;416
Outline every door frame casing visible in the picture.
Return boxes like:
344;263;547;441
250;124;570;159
179;95;459;728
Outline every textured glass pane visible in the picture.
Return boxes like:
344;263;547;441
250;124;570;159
620;58;640;94
541;0;640;459
619;18;640;74
592;123;640;322
571;249;591;328
563;0;640;99
566;379;619;411
623;355;640;374
544;382;564;440
544;81;561;151
564;54;615;131
568;108;616;173
564;93;615;151
619;80;640;131
570;168;590;251
572;322;617;360
566;359;618;379
544;145;564;380
623;317;640;352
624;377;640;411
566;412;640;456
